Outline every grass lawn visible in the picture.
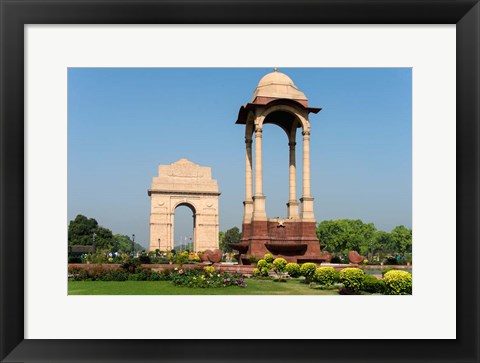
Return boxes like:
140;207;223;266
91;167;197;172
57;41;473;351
68;278;339;295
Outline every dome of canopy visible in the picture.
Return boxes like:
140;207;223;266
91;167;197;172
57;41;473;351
251;69;308;102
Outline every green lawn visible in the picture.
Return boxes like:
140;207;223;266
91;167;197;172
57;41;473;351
68;278;338;295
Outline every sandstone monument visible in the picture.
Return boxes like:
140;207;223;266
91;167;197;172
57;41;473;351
148;158;220;252
231;69;324;263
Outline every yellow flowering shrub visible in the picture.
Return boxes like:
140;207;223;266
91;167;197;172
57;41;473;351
314;266;338;286
254;258;272;276
339;268;365;291
263;253;274;263
272;258;287;273
383;270;412;295
204;266;215;275
286;263;301;277
257;259;268;269
260;266;270;276
300;262;317;281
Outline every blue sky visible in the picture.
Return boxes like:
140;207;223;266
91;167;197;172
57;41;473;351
68;68;412;248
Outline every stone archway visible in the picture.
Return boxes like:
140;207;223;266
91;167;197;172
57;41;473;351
148;158;220;252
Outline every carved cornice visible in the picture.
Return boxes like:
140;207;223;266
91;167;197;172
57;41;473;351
148;190;221;197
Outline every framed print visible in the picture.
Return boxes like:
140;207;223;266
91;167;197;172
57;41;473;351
1;1;479;362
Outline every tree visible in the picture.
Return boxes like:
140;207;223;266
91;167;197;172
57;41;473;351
219;227;241;252
316;219;376;255
68;214;114;250
218;231;225;251
373;230;392;254
112;234;144;254
389;225;412;255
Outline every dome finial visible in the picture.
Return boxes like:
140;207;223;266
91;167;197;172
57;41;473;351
273;67;278;72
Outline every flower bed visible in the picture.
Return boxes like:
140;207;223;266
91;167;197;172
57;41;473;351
68;264;248;288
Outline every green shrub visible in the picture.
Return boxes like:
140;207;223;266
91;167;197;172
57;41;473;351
285;263;301;277
256;259;272;276
339;268;365;291
263;253;274;263
68;256;82;263
138;253;151;264
104;270;129;281
257;259;268;269
204;266;215;275
128;273;142;281
121;258;141;273
175;251;190;265
150;256;170;264
314;266;338;286
383;270;412;295
300;263;317;281
272;258;287;273
252;268;261;277
362;274;386;294
147;271;161;281
260;266;271;276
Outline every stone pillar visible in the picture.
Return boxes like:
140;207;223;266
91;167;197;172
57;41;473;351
243;138;254;223
287;141;299;218
300;129;315;221
252;124;266;220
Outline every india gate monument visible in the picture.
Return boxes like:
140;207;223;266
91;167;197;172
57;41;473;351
231;69;324;264
148;159;220;252
149;69;324;263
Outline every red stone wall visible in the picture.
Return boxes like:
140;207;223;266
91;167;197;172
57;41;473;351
238;220;323;263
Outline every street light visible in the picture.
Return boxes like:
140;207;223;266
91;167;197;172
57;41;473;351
92;232;96;253
370;239;374;262
132;234;135;257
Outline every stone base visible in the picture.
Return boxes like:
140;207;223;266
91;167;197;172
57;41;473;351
235;219;325;264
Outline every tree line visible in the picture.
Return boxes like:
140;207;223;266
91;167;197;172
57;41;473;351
316;219;412;259
68;215;144;253
69;215;411;260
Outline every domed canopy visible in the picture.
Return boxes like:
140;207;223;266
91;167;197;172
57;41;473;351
251;69;308;103
235;69;321;125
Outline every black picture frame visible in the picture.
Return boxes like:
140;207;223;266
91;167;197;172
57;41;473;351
1;1;479;362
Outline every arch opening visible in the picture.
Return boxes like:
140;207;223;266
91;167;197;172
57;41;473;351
173;203;196;252
263;110;300;137
260;124;291;218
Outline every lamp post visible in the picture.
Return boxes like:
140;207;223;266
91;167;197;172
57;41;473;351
132;234;135;257
370;239;374;262
92;232;96;253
